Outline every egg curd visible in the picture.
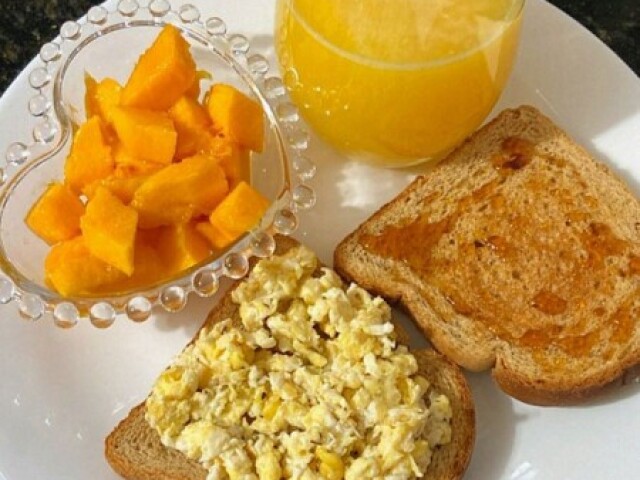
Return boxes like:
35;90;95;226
146;246;452;479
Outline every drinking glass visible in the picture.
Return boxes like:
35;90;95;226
275;0;524;167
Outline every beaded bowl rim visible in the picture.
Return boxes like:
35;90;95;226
0;0;317;329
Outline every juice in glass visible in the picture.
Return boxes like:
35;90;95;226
275;0;524;167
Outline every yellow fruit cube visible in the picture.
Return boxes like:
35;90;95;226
194;221;235;250
108;237;166;293
26;183;85;245
80;187;139;275
64;116;114;192
85;74;122;125
131;154;229;228
219;145;250;189
185;70;213;100
82;173;149;205
45;237;126;297
112;142;144;167
85;73;98;115
168;95;212;159
121;24;196;111
111;142;163;179
198;136;251;189
114;163;163;180
209;181;270;246
156;222;212;275
112;107;177;165
206;84;264;152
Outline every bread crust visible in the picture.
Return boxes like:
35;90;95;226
106;235;475;479
106;404;207;480
334;105;640;406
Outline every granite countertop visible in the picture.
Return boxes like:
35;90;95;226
0;0;638;95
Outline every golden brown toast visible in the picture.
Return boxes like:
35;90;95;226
334;105;640;405
105;236;475;479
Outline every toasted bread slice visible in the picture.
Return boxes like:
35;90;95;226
334;105;640;405
106;236;475;479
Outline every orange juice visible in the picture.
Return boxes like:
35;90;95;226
275;0;524;166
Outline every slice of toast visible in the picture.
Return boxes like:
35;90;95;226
334;105;640;406
105;236;475;479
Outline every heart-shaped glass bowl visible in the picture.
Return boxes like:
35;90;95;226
0;1;316;329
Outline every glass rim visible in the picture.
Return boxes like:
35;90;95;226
282;0;526;71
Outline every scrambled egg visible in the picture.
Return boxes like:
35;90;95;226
146;246;452;479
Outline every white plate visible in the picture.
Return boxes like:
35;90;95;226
1;1;639;479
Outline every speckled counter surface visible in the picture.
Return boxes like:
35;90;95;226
0;0;638;95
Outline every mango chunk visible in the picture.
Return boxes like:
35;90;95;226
80;187;139;275
219;145;251;189
185;70;213;100
27;25;275;297
82;173;150;205
168;95;212;159
104;237;165;293
121;24;196;111
208;181;270;248
85;73;98;116
195;221;235;250
112;107;177;165
85;73;122;126
26;183;84;244
45;237;126;297
84;154;159;203
200;136;250;189
132;154;229;228
64;116;114;193
112;142;164;176
156;222;212;275
206;84;264;152
112;142;143;167
114;163;164;180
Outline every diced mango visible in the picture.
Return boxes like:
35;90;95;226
64;116;114;193
85;73;122;126
185;70;213;100
208;181;270;248
28;25;275;297
198;136;250;188
206;84;264;152
219;145;250;189
156;222;212;275
82;173;150;205
45;236;127;297
114;164;163;179
112;142;164;176
80;187;139;275
112;107;177;165
195;221;235;250
201;135;251;190
121;24;196;111
25;183;85;244
112;142;142;167
85;73;98;118
168;95;212;159
84;161;154;203
107;237;166;293
132;154;229;228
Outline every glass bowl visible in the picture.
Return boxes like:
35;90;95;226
0;0;316;329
